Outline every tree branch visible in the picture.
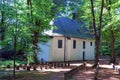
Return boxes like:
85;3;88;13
98;0;104;37
90;0;97;37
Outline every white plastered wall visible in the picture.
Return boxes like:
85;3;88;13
49;36;95;61
49;36;65;61
37;41;50;62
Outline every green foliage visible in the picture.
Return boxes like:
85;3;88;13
0;60;26;67
101;0;120;55
75;0;120;55
0;0;55;63
0;0;120;62
53;0;84;17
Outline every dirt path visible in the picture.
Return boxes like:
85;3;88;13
0;68;70;80
72;59;120;80
1;60;120;80
73;67;120;80
44;71;65;80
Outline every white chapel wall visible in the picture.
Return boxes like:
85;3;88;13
50;36;65;61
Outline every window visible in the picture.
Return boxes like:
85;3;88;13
58;40;62;48
83;41;85;49
90;42;92;46
73;40;76;49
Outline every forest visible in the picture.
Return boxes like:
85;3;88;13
0;0;120;69
0;0;120;80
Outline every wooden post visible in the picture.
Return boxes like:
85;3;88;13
7;65;11;68
111;63;115;70
33;65;37;71
40;65;42;70
16;66;20;70
118;69;120;75
27;66;31;71
68;62;70;67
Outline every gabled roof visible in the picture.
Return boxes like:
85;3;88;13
45;17;94;39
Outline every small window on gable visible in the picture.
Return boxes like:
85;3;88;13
73;40;76;49
83;41;85;49
90;42;92;46
58;40;62;48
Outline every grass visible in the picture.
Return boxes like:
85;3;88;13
0;71;50;80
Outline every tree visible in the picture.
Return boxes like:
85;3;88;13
26;0;54;64
90;0;104;67
0;0;32;78
53;0;84;18
0;0;8;42
102;0;120;63
0;0;55;64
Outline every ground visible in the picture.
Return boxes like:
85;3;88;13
71;57;120;80
72;66;120;80
0;67;71;80
0;57;120;80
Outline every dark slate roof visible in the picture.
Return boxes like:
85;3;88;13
49;17;94;39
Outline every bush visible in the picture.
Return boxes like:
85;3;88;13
0;60;26;67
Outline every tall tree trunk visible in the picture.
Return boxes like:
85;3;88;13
90;0;104;79
32;32;39;64
13;32;17;78
27;0;40;64
90;0;98;67
90;0;104;67
0;9;5;41
106;0;116;64
110;29;116;63
95;37;100;66
33;19;40;64
13;0;18;78
32;23;40;64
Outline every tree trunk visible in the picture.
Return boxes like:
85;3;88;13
13;33;17;78
0;11;5;41
106;0;116;63
110;29;116;63
32;31;39;64
27;0;40;64
94;37;100;67
13;1;18;78
90;0;104;67
32;19;40;64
